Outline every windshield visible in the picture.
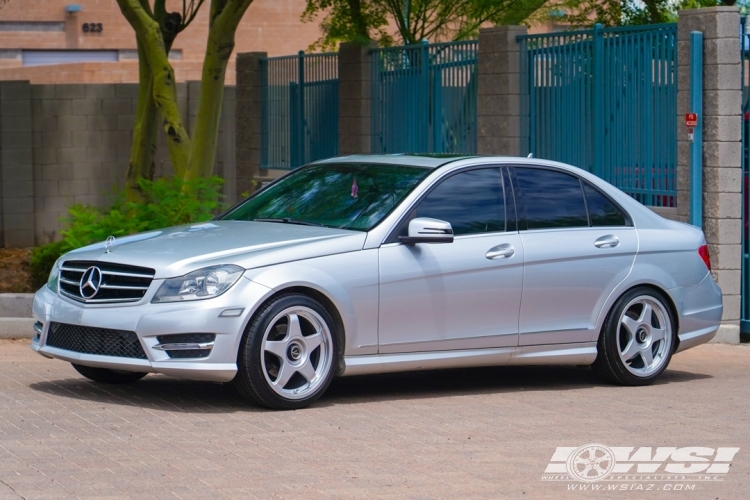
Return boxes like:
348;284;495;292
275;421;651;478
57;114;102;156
220;163;432;231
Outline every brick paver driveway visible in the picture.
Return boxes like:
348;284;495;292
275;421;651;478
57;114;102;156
0;339;748;499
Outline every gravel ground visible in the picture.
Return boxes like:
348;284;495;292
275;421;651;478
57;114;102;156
0;339;748;499
0;249;33;294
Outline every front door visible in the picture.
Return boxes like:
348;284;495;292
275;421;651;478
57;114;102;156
378;167;524;353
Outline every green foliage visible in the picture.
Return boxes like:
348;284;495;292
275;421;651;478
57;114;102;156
303;0;547;49
29;240;69;289
29;176;225;288
536;0;735;28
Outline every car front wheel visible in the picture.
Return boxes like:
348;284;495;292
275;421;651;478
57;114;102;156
593;287;676;386
234;294;338;410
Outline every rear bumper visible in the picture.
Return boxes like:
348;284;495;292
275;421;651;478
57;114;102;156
668;273;723;354
30;277;273;382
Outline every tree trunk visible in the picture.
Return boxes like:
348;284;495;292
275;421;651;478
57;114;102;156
184;32;233;180
184;0;254;180
125;37;159;202
117;0;192;178
117;0;254;185
642;0;663;24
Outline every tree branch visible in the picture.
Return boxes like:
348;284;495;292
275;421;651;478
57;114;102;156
346;0;370;41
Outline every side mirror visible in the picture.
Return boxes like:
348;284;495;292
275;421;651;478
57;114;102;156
399;217;454;245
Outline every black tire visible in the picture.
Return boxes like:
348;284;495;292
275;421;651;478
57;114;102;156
592;286;676;386
72;363;148;384
234;293;340;410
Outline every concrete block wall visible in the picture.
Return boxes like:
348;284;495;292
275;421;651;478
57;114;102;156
0;82;35;248
31;83;136;244
677;7;742;344
0;81;236;246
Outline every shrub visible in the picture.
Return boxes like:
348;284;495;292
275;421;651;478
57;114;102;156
29;240;69;289
30;176;225;288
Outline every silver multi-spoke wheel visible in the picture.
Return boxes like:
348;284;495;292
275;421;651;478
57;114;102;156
260;306;333;400
616;295;672;376
593;287;675;386
236;294;339;409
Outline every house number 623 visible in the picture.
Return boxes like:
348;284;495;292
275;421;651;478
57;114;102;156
82;23;103;33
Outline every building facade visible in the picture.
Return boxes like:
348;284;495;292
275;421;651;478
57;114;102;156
0;0;321;83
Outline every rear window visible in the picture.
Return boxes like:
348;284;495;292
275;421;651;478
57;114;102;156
583;182;628;226
515;167;589;229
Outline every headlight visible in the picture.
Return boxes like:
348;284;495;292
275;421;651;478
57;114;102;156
47;259;60;292
152;265;244;303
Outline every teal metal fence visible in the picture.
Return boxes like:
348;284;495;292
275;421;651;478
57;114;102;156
741;21;750;333
519;24;677;207
261;51;338;169
371;40;478;155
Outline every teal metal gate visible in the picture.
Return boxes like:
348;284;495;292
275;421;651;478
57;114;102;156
371;40;478;155
261;51;339;169
519;24;677;207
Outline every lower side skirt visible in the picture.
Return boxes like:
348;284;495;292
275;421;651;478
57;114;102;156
342;343;598;376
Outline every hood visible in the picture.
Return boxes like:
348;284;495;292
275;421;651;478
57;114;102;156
62;221;367;278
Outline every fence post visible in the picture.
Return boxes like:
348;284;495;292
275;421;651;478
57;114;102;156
297;51;306;165
236;51;268;198
677;7;742;344
689;31;703;228
477;25;527;156
420;40;430;152
339;42;374;155
593;23;604;178
431;55;442;153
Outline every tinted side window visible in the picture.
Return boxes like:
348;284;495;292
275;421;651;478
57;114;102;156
415;168;505;235
515;167;588;230
583;182;627;226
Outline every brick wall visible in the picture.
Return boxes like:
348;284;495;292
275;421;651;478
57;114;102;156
0;0;320;85
0;81;236;247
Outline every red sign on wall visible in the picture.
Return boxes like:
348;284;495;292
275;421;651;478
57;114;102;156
685;113;698;127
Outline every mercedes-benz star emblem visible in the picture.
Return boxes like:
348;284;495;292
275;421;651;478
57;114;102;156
79;266;103;299
104;235;116;253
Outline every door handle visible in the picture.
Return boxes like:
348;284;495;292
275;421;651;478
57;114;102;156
594;235;620;248
486;243;515;260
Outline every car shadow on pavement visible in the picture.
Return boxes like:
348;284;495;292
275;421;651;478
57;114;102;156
28;364;711;412
320;365;711;405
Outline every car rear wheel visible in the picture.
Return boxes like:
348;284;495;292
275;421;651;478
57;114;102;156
234;294;338;410
71;364;148;384
593;287;675;386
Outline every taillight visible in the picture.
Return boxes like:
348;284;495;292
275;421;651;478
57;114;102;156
698;244;711;272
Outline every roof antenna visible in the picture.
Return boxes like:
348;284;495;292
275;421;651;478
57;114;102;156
527;153;533;158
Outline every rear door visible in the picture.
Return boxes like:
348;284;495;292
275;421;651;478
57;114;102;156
512;166;637;346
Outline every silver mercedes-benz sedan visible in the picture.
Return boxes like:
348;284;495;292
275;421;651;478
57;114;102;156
31;155;722;409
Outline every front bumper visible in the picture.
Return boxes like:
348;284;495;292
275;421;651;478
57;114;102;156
31;276;273;382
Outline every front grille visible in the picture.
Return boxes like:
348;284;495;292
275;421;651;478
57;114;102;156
59;260;155;304
46;322;147;359
156;333;215;359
